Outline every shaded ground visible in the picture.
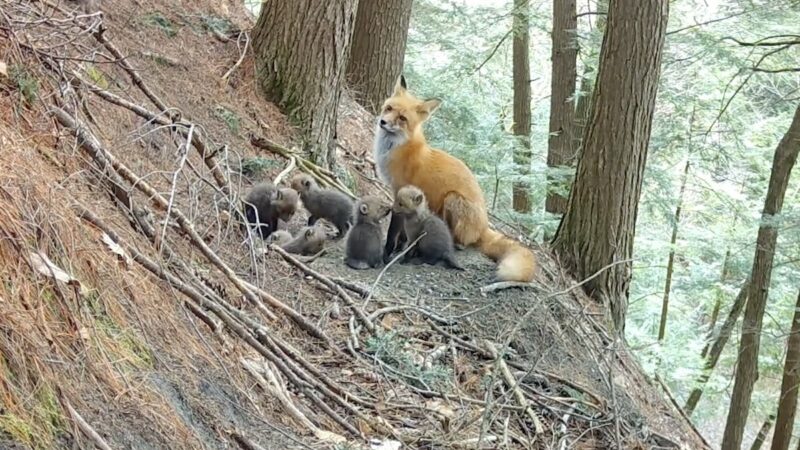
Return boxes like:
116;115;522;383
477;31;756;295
0;0;707;449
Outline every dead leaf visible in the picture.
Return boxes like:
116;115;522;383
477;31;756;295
30;251;84;293
101;232;132;267
0;61;7;78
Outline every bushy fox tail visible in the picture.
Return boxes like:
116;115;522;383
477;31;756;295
478;228;536;282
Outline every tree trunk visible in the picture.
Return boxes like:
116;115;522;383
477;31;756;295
346;0;414;114
544;0;577;215
722;104;800;449
684;277;749;416
704;247;732;357
771;290;800;450
752;415;776;450
252;0;358;168
658;160;690;341
551;0;669;333
512;0;532;213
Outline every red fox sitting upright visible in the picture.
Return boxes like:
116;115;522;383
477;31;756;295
375;76;536;283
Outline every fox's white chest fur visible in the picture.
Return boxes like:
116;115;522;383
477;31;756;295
373;125;406;185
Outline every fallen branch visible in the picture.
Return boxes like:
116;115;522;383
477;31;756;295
479;281;536;294
221;31;250;83
63;398;113;450
272;155;296;185
655;374;711;449
483;341;544;434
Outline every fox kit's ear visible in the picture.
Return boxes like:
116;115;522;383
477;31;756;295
413;193;423;205
393;75;407;96
417;98;442;121
305;228;314;238
359;203;368;215
303;178;311;188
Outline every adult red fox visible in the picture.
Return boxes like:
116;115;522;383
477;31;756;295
375;76;535;282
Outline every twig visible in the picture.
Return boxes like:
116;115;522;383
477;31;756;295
483;341;544;434
221;31;249;83
273;155;296;185
479;281;536;294
63;398;113;450
655;374;712;449
362;232;426;309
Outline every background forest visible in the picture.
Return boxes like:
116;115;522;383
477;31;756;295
397;0;800;446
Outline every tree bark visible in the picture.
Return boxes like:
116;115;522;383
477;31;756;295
252;0;358;168
512;0;532;213
544;0;577;215
722;104;800;449
346;0;414;114
658;160;690;341
684;277;749;416
704;247;733;356
752;415;776;450
771;290;800;450
551;0;669;333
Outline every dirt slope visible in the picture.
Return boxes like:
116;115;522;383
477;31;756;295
0;0;707;449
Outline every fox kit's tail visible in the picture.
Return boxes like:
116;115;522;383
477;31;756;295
478;228;536;282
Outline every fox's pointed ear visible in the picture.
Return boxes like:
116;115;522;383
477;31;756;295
393;75;407;96
417;98;442;121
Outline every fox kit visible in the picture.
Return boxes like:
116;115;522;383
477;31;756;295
345;196;391;270
244;184;299;239
281;225;326;255
267;229;293;247
375;76;535;282
291;173;353;237
394;186;463;270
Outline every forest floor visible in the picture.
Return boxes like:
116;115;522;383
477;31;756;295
0;0;709;448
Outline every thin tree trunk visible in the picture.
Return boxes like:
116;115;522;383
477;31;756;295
770;290;800;450
551;0;669;333
704;247;732;356
752;415;776;450
346;0;414;114
658;160;690;341
684;277;749;416
252;0;358;168
722;104;800;449
512;0;532;213
544;0;577;215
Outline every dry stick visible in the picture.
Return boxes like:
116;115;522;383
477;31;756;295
480;281;537;294
272;155;296;185
221;31;250;83
270;244;375;333
483;341;544;434
72;71;231;195
63;398;114;450
78;208;361;438
362;233;427;309
654;374;712;449
52;107;330;344
330;276;369;297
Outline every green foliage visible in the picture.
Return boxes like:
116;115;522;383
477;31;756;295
83;64;108;89
140;12;177;37
200;14;233;36
365;332;451;390
240;157;279;179
213;106;241;135
9;65;39;105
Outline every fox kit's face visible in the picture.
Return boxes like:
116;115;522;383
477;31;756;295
393;185;426;217
377;76;442;141
356;196;391;224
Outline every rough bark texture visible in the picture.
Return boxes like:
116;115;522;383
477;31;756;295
346;0;413;114
684;278;749;416
722;104;800;449
658;160;690;341
551;0;669;333
545;0;577;215
252;0;357;168
512;0;532;213
772;291;800;450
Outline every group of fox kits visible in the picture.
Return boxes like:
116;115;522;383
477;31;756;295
244;76;535;283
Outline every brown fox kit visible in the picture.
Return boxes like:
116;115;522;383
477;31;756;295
393;186;463;270
281;224;326;255
375;76;535;282
345;196;391;270
243;183;299;239
291;173;353;237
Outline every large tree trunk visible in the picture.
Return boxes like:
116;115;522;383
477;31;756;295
551;0;669;333
752;415;776;450
684;277;749;416
346;0;413;114
772;291;800;450
544;0;577;215
512;0;532;213
658;160;690;341
252;0;357;168
722;104;800;449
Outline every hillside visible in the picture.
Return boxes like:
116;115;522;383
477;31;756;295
0;0;708;448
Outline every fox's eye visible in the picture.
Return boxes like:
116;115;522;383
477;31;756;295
385;105;393;112
398;115;406;122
